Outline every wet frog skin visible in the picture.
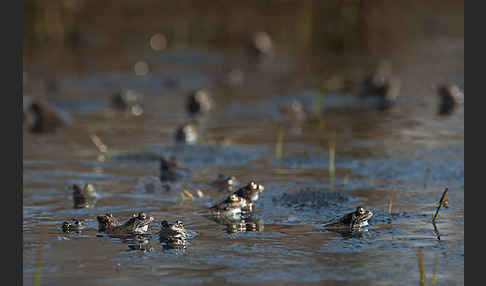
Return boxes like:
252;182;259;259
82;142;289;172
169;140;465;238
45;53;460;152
324;206;373;230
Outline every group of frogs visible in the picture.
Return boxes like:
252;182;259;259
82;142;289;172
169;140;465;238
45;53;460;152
63;175;374;250
60;87;377;250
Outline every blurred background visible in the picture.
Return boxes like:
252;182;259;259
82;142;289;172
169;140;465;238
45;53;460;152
24;0;463;82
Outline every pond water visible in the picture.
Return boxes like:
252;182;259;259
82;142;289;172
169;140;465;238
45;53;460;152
23;8;463;284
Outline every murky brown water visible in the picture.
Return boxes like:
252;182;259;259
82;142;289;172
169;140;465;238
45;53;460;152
24;2;463;285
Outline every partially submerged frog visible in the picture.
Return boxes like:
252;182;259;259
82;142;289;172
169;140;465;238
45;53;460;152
209;181;265;216
324;206;373;230
438;84;463;116
25;97;71;134
71;183;98;209
96;213;121;232
210;194;248;217
174;123;198;144
248;31;274;65
187;89;212;116
159;156;191;182
62;218;84;233
159;220;187;248
111;90;144;115
97;212;153;235
356;61;401;110
233;181;265;213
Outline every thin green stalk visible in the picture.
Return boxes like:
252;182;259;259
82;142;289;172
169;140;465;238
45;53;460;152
275;129;285;159
432;187;449;224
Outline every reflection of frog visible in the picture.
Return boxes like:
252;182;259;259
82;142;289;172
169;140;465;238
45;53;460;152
208;214;264;234
324;206;373;230
62;218;83;233
71;183;98;209
97;212;153;236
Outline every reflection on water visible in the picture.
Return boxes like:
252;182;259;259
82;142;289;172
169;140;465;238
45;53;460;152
24;1;463;285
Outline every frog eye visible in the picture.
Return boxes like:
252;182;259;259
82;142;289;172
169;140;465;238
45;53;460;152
249;182;257;189
138;212;147;219
230;194;238;201
357;207;365;214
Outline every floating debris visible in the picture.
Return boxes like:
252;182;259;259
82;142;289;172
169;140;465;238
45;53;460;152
90;134;108;153
388;187;395;215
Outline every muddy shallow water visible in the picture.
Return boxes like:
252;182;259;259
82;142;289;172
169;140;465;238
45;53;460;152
23;36;463;285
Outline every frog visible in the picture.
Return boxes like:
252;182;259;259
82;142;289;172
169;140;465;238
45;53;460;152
62;218;84;233
233;181;265;213
97;212;153;235
159;156;191;182
324;206;373;230
24;97;71;134
356;61;401;110
209;181;265;216
438;84;463;116
187;89;212;116
209;194;248;217
174;123;198;144
159;220;187;248
111;90;144;115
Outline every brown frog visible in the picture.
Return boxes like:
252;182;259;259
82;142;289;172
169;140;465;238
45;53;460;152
209;181;265;216
356;61;401;110
159;156;191;182
111;90;144;115
174;123;198;145
210;194;248;217
97;212;153;235
438;84;463;116
25;97;71;134
233;181;265;213
324;206;373;230
62;218;84;233
187;89;212;116
159;220;187;248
